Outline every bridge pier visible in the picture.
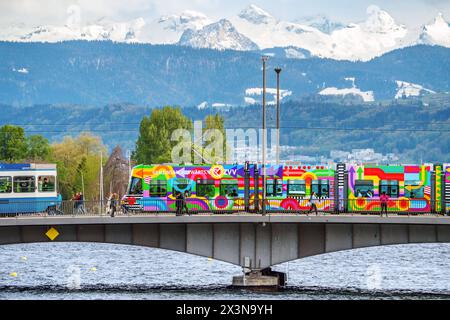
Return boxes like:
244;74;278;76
232;268;286;290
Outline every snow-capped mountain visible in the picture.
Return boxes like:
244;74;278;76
159;10;211;32
418;13;450;47
137;10;213;44
1;4;449;61
178;19;258;51
1;18;147;43
230;4;409;61
295;15;345;34
238;4;277;25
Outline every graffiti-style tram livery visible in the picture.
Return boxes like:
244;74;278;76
122;163;450;214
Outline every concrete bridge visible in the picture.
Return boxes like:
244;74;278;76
1;214;450;288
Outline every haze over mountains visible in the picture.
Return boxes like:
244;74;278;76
1;4;449;61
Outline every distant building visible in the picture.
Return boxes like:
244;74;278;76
330;148;399;164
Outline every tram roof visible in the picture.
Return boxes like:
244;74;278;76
0;163;56;171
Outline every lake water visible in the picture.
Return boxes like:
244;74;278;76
1;242;450;300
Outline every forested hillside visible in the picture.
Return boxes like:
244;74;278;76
1;95;448;163
0;41;449;106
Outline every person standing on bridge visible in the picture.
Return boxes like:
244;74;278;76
72;192;80;213
307;191;318;216
380;192;389;217
110;193;117;217
175;192;182;216
183;191;190;215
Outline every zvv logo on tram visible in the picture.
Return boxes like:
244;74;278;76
210;165;224;179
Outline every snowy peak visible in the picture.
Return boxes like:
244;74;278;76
362;5;406;34
1;5;450;61
238;4;276;25
4;18;147;43
419;13;450;47
179;19;259;51
231;4;409;61
158;10;211;32
296;15;345;34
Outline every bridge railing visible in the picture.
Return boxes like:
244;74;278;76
124;198;249;215
0;199;109;217
0;199;250;216
0;199;448;217
342;199;447;215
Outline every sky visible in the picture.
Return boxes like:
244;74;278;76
0;0;449;29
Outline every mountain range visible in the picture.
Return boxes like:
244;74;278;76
1;4;449;61
0;41;448;107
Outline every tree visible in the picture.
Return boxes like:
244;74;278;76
26;135;51;161
103;145;129;198
203;113;228;163
50;132;107;200
0;125;27;162
133;106;192;164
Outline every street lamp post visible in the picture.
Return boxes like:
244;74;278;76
81;172;85;197
99;152;104;215
126;149;131;177
261;56;268;216
274;67;282;166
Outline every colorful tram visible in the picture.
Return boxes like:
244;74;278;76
0;163;61;214
122;163;450;214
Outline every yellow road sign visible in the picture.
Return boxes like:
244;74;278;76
45;227;59;241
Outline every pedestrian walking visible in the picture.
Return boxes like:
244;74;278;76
380;192;389;217
110;193;117;217
78;192;86;214
106;193;112;216
73;192;80;214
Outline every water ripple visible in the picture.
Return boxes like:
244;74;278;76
1;242;450;299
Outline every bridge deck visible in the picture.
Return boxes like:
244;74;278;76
0;213;449;226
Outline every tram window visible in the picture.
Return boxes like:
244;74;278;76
287;180;306;196
220;180;239;197
0;176;12;193
379;180;399;198
129;177;143;195
149;180;167;197
266;179;282;197
13;176;36;193
354;180;374;198
405;181;424;198
312;180;329;198
196;179;215;198
38;176;55;192
174;178;192;196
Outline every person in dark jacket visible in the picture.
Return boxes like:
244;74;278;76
183;191;190;215
307;191;318;216
380;192;389;217
110;193;117;217
175;192;182;216
79;192;86;214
